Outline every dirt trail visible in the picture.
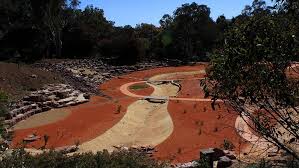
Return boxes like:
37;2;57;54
78;82;179;153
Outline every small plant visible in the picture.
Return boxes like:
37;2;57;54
193;103;197;109
0;91;8;102
198;128;202;136
221;139;235;150
203;107;206;112
74;139;80;147
196;156;211;168
213;127;218;132
116;105;122;114
0;90;9;118
177;148;182;154
42;134;50;149
183;109;187;114
195;120;204;126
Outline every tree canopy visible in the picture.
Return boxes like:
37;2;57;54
203;0;299;159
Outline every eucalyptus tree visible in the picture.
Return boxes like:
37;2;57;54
158;2;218;61
203;0;299;159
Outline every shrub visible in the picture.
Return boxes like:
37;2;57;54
0;149;167;168
116;105;122;114
221;139;235;150
196;156;211;168
0;90;8;117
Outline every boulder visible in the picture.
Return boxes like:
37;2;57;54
213;148;225;159
226;153;236;160
57;97;76;104
23;134;41;142
200;148;215;167
144;96;167;104
55;145;78;154
55;91;69;99
24;94;46;102
83;93;91;99
30;74;37;78
217;156;232;168
75;94;88;104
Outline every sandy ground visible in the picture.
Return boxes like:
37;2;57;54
13;109;71;130
78;82;179;153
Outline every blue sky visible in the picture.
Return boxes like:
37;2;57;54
79;0;273;27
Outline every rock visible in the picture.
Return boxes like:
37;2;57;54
175;161;199;168
144;97;167;104
226;154;236;160
56;91;69;99
213;148;225;159
200;148;215;167
47;95;57;101
30;74;37;78
57;97;76;104
41;106;51;111
217;156;232;168
55;145;78;154
24;94;46;102
75;94;88;104
200;148;215;158
23;134;41;142
83;93;91;99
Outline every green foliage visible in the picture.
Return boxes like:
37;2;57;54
129;84;149;90
0;90;8;103
196;156;211;168
157;2;219;62
221;139;235;150
0;90;8;118
206;13;298;103
1;0;223;63
0;149;167;168
203;0;299;159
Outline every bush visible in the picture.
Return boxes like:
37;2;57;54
221;139;235;150
196;156;211;168
0;90;8;118
0;149;167;168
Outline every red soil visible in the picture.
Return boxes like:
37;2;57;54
12;65;204;149
177;79;206;99
154;82;248;163
12;63;246;163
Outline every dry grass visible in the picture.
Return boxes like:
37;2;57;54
0;62;63;100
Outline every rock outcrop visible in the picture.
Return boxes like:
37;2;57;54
33;59;168;95
5;84;89;126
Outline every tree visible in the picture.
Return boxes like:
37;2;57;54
203;2;299;159
70;0;80;9
43;0;67;58
135;23;161;59
158;3;218;62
